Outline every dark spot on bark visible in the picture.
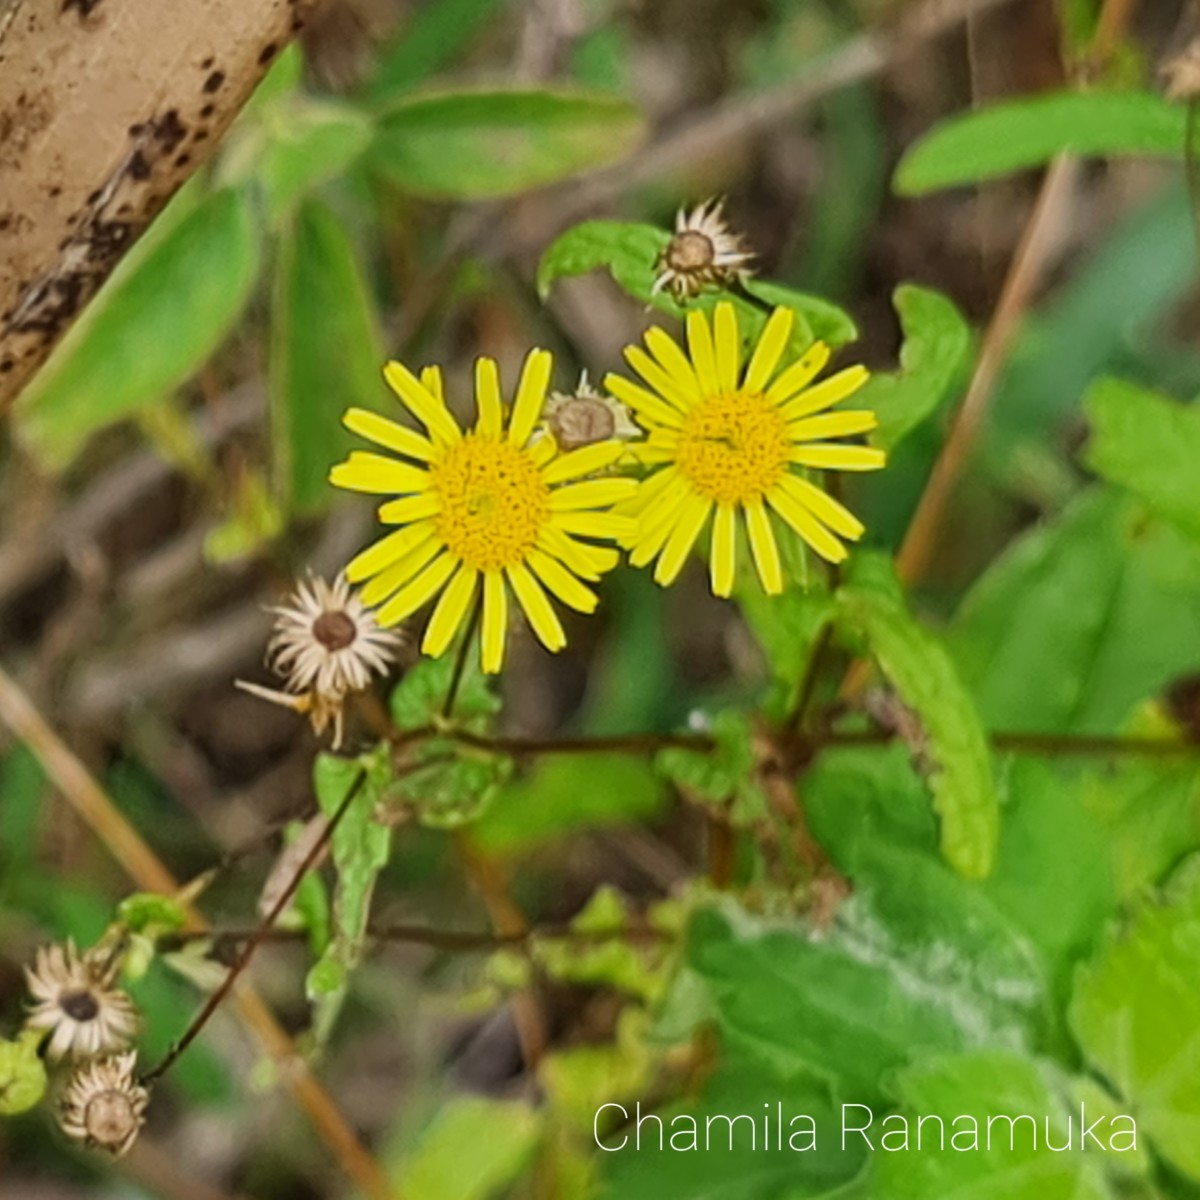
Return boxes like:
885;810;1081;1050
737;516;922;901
203;71;225;94
49;185;61;197
128;122;144;137
201;55;215;70
258;42;278;65
128;150;151;180
152;109;187;153
0;360;13;373
193;130;209;143
86;189;100;204
88;220;132;260
291;16;305;31
61;0;103;15
174;153;191;168
0;215;9;231
117;202;131;215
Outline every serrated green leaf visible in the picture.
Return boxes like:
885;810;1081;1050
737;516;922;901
370;88;644;198
537;218;858;350
1070;859;1200;1181
861;285;972;451
1083;377;1200;541
837;553;998;879
870;1051;1118;1198
307;751;392;1045
394;1096;541;1200
270;199;385;514
16;186;261;469
951;490;1200;734
0;1033;47;1115
896;90;1186;196
657;709;766;827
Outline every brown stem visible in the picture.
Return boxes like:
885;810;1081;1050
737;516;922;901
442;596;483;720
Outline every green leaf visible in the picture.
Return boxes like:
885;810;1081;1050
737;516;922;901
861;285;972;452
257;99;374;226
1084;377;1200;541
0;745;45;873
306;750;393;1045
896;90;1186;196
367;0;507;105
117;892;187;937
536;219;858;350
394;1096;541;1200
1071;860;1200;1181
0;1033;48;1115
370;89;644;198
472;754;667;853
270;199;385;513
870;1050;1118;1198
16;186;261;469
657;709;766;827
686;900;1035;1106
837;553;999;879
951;490;1200;734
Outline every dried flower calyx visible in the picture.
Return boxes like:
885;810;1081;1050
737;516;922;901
542;372;640;452
653;198;756;302
59;1052;149;1157
24;942;139;1062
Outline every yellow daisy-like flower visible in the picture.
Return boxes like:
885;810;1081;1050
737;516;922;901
606;302;885;595
329;352;636;673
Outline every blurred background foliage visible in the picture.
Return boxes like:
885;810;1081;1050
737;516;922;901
7;0;1200;1197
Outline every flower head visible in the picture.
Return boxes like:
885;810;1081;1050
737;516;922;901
606;302;884;595
329;352;636;673
59;1052;149;1157
267;574;400;698
653;199;755;302
542;372;640;452
25;942;139;1062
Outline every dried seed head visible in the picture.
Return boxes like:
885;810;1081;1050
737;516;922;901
24;943;139;1062
59;1053;149;1157
653;198;756;302
543;372;641;452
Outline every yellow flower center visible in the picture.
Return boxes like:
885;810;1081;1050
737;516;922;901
675;390;790;505
431;434;549;570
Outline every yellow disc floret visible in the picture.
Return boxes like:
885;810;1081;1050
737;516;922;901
431;435;550;571
674;390;790;506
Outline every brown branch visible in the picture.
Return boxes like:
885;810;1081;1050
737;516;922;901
0;0;320;410
0;662;395;1200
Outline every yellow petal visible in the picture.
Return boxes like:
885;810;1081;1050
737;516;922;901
765;342;831;406
551;510;639;542
644;326;701;403
776;473;865;541
779;365;870;421
528;549;599;613
345;520;438;583
329;452;431;495
378;492;442;525
420;365;445;403
475;357;503;438
604;373;684;429
384;361;461;445
686;309;719;395
539;525;619;579
509;348;553;446
343;409;436;462
422;564;479;658
790;444;886;472
359;535;442;606
507;561;566;652
541;441;626;485
481;571;508;674
625;345;695;412
549;478;637;512
745;500;783;594
376;551;458;626
628;475;692;565
710;502;736;597
654;494;711;586
767;486;848;564
744;308;794;393
789;410;878;442
713;302;740;394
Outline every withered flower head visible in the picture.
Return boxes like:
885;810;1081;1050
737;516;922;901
59;1052;149;1157
653;198;756;302
24;942;139;1063
542;371;640;452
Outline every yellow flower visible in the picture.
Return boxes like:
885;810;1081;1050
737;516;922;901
329;352;636;673
606;302;884;596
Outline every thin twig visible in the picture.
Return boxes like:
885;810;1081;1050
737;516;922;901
144;769;367;1085
0;663;395;1200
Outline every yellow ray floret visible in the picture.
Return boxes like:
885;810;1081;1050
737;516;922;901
604;302;885;596
330;351;635;673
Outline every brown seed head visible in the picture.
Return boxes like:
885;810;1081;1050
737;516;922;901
313;609;357;651
665;229;716;272
548;396;618;451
